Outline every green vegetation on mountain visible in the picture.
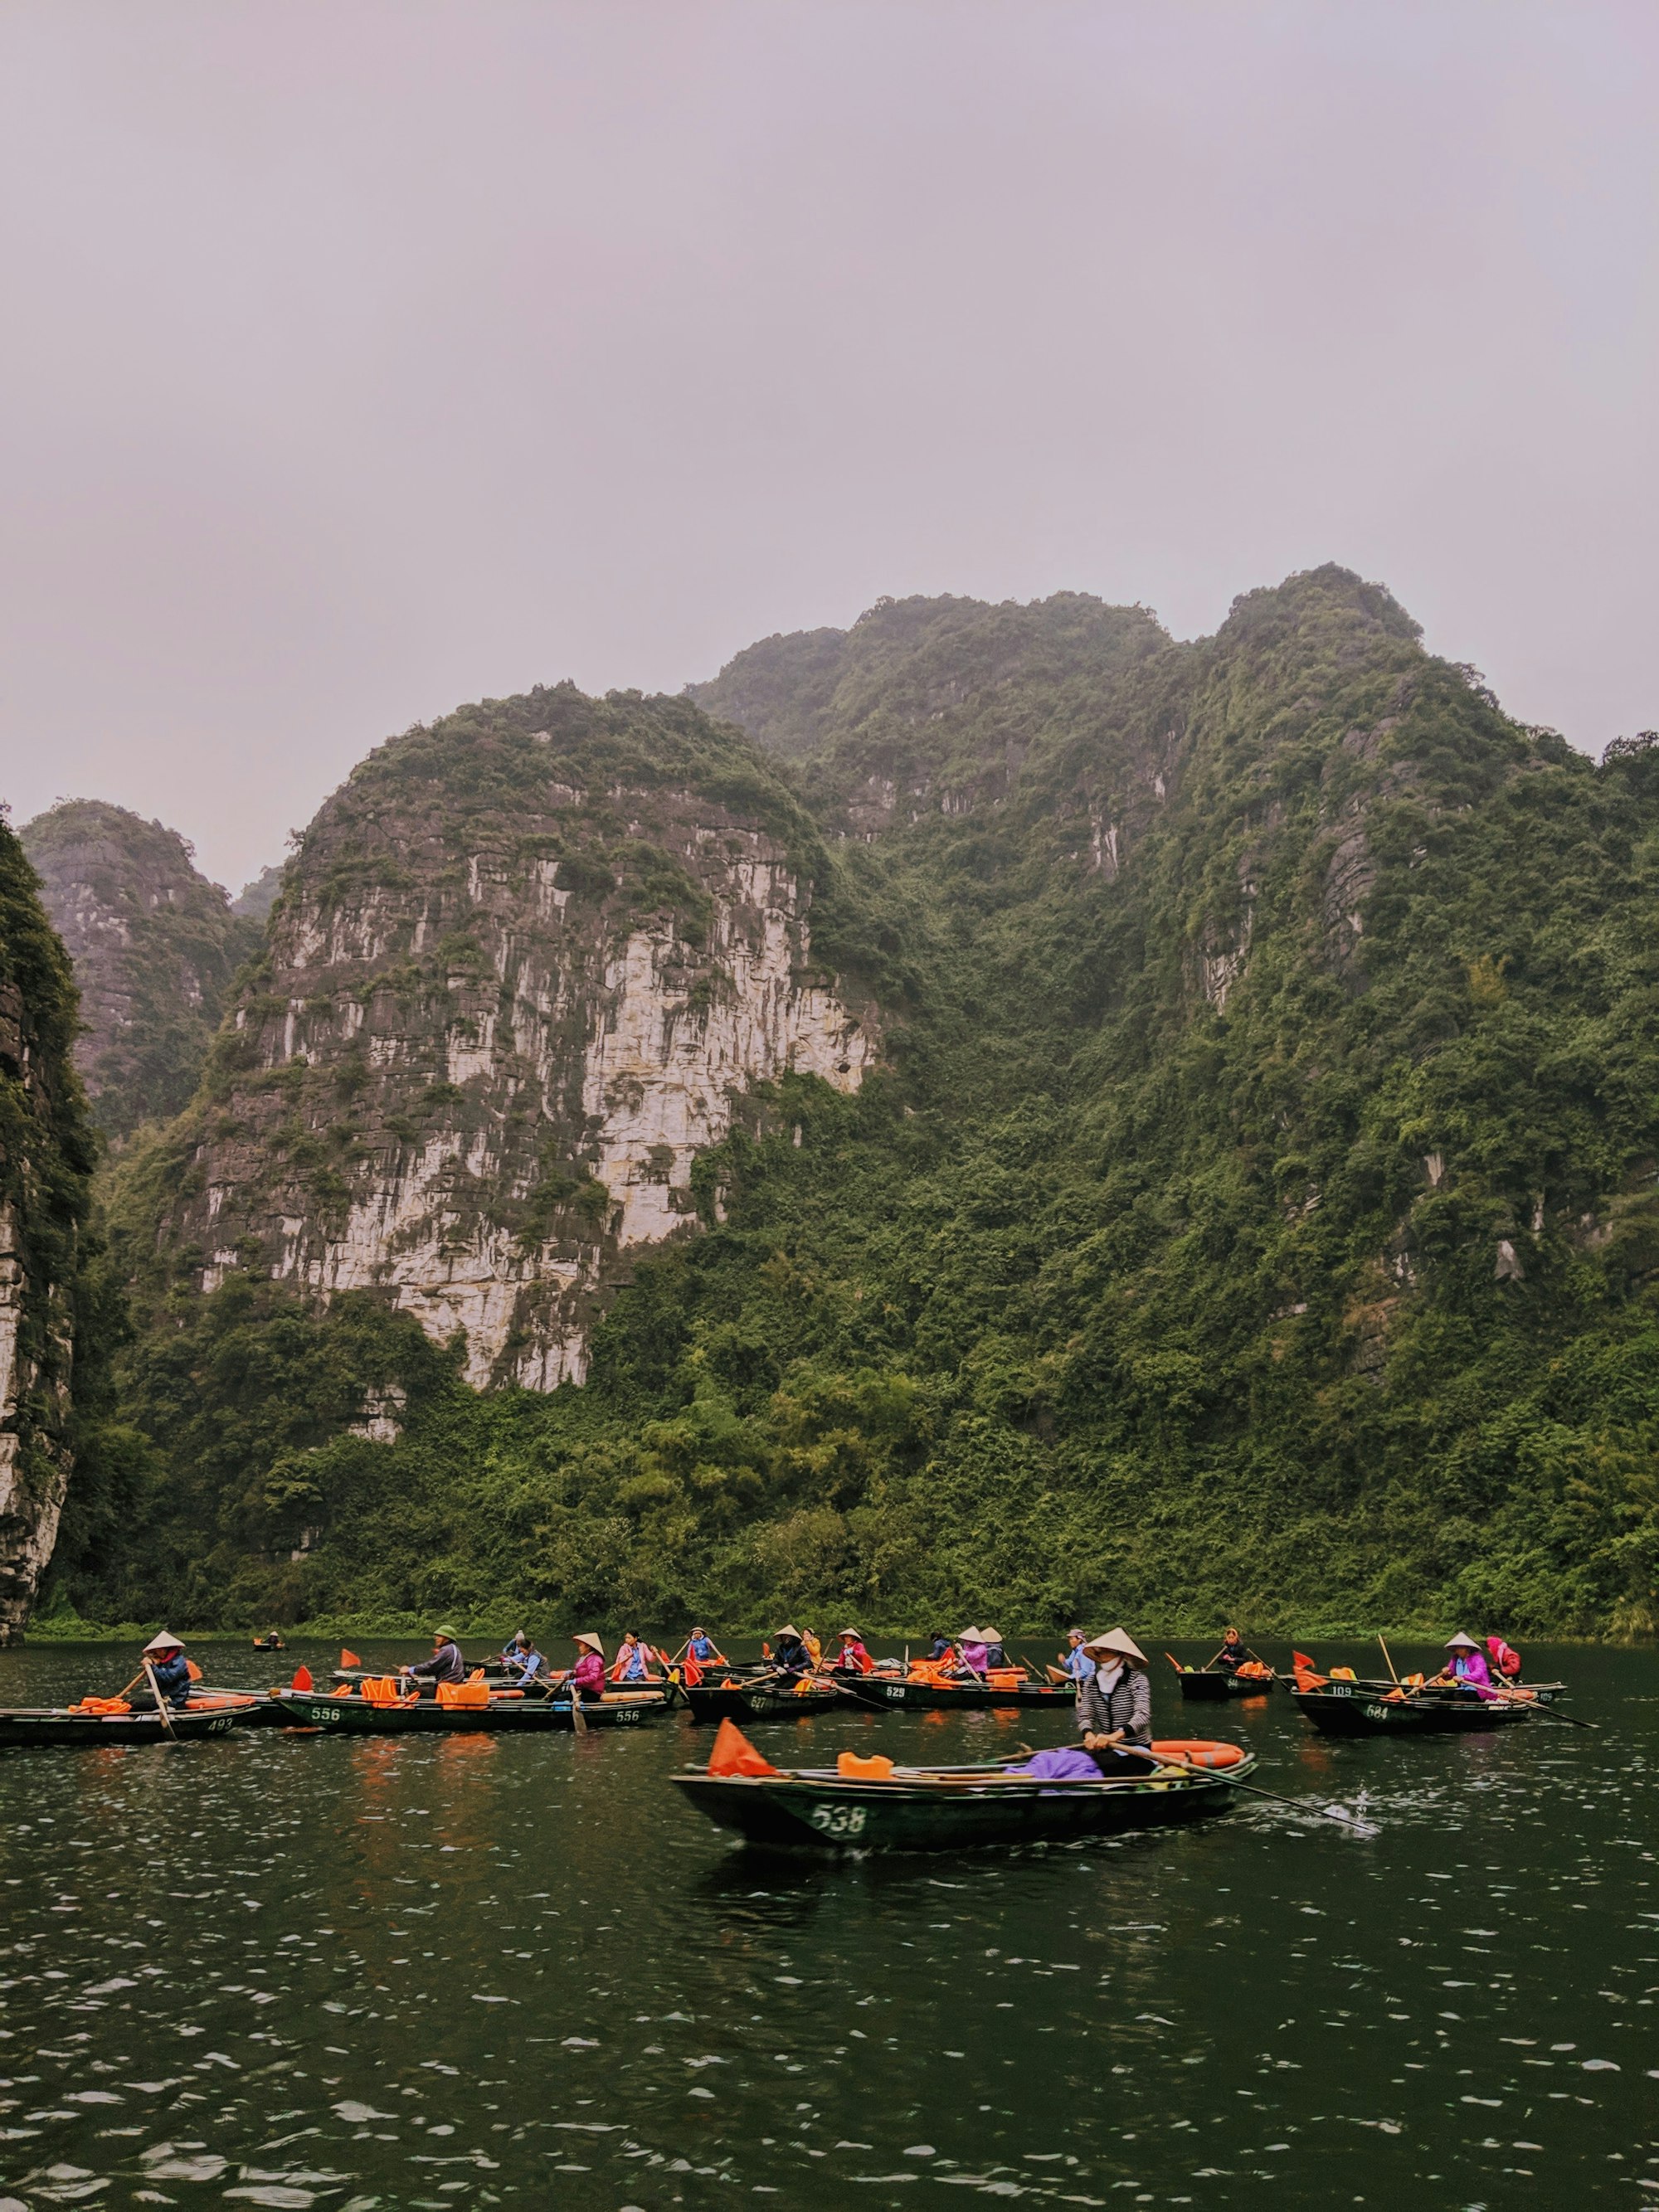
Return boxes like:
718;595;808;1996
0;815;106;1635
45;571;1659;1640
20;800;261;1140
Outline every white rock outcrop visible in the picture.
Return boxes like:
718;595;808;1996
178;732;875;1393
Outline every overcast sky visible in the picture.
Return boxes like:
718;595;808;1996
2;2;1656;892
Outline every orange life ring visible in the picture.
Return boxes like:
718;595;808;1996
1149;1738;1246;1769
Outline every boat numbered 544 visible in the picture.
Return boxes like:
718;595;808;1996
1292;1682;1540;1736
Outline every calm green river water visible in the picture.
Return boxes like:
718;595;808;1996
1;1639;1656;2210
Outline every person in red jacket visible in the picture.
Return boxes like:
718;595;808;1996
835;1627;874;1674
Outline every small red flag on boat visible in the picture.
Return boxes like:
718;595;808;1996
1292;1650;1315;1672
341;1648;362;1668
707;1718;782;1778
291;1664;314;1691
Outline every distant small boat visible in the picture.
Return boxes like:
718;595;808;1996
0;1704;243;1750
835;1670;1078;1714
251;1633;285;1650
270;1685;664;1733
1170;1665;1277;1703
673;1738;1254;1852
684;1677;846;1723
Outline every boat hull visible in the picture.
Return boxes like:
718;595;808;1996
192;1689;289;1728
270;1689;662;1733
673;1762;1245;1853
1292;1686;1534;1737
1175;1670;1276;1701
684;1681;845;1723
835;1674;1076;1713
0;1706;241;1749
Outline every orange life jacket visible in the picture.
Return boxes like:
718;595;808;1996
435;1680;490;1708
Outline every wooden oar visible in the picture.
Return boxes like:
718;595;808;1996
1492;1686;1596;1728
143;1660;180;1743
1147;1747;1381;1836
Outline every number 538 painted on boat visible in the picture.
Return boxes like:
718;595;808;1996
810;1803;869;1835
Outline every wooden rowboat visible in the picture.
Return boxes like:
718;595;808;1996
0;1704;242;1749
192;1687;293;1728
270;1685;664;1733
1292;1683;1537;1737
684;1678;846;1723
834;1671;1078;1714
1172;1667;1277;1702
673;1739;1255;1853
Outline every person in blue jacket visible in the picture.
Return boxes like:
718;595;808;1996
141;1631;192;1708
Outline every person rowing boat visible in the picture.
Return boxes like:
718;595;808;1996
611;1631;654;1684
1074;1628;1155;1771
400;1626;465;1693
504;1636;547;1687
1432;1631;1498;1699
1057;1627;1092;1683
1212;1627;1250;1675
566;1632;607;1705
835;1627;874;1674
133;1631;192;1710
769;1626;810;1679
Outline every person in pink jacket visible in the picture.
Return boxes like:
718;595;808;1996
1438;1631;1496;1698
567;1632;607;1703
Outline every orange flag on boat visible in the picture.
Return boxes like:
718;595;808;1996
291;1664;314;1691
341;1648;362;1668
707;1719;782;1778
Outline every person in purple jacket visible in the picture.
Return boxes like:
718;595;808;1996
1437;1631;1497;1698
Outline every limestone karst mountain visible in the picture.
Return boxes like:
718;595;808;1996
43;568;1659;1639
0;818;97;1638
232;863;287;921
20;800;261;1140
134;683;874;1392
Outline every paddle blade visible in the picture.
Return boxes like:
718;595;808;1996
1323;1804;1381;1838
708;1719;781;1778
291;1664;314;1691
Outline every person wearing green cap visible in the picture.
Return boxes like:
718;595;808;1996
401;1626;465;1694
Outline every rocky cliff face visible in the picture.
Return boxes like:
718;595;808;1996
160;684;874;1389
20;801;262;1140
0;819;95;1639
